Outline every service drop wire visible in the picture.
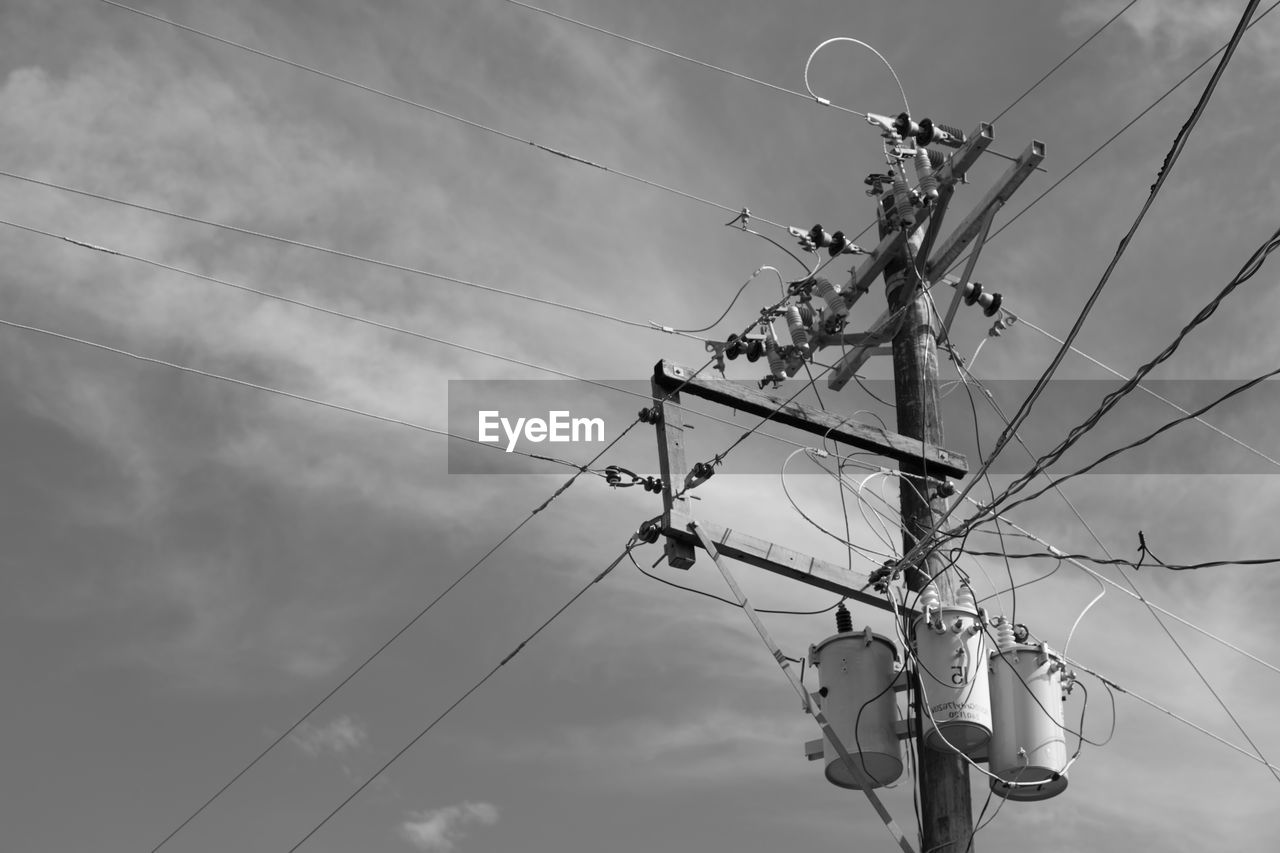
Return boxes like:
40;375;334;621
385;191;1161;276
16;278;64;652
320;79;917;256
781;447;899;566
972;224;1280;524
892;0;1269;567
132;338;735;852
285;539;639;852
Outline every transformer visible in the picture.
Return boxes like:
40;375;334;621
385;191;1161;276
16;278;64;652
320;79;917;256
987;633;1070;801
809;629;903;789
911;590;992;756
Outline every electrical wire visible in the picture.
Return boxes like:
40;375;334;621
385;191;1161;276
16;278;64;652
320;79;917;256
803;37;903;116
627;547;844;615
501;0;868;119
942;0;1280;280
0;169;707;341
284;540;637;852
884;0;1271;589
1062;654;1280;776
1001;364;1280;516
779;448;897;566
964;548;1280;573
981;225;1280;522
4;309;734;852
961;509;1280;679
661;266;787;334
1061;574;1105;661
1120;562;1280;786
843;0;1280;262
0;317;602;475
0;216;855;460
95;0;788;232
1016;314;1280;469
964;0;1261;502
988;0;1142;125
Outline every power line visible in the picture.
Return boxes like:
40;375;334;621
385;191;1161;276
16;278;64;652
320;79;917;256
1063;655;1280;776
981;222;1280;522
849;0;1280;254
0;303;698;851
284;540;636;852
948;347;1280;785
988;0;1142;124
1015;315;1280;469
0;169;706;340
501;0;866;118
966;511;1280;679
888;0;1269;582
8;265;827;849
975;0;1262;489
999;363;1280;518
947;0;1280;270
0;215;874;463
0;316;599;475
140;484;593;853
94;0;786;231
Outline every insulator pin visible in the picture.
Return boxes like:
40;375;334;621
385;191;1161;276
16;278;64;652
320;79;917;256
918;118;966;148
785;305;810;355
961;281;1004;317
919;583;940;614
994;618;1017;651
891;176;915;228
765;334;789;380
914;147;938;200
835;602;853;633
813;276;848;318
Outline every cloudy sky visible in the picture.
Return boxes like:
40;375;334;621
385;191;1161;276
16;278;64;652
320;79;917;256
3;1;1280;851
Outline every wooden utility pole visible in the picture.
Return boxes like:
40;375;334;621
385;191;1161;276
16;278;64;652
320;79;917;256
883;205;975;850
647;120;1042;853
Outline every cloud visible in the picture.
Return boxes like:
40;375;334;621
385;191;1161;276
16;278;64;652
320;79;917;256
400;801;499;852
289;715;367;757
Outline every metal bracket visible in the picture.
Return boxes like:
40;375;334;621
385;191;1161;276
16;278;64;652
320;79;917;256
940;203;997;340
925;139;1046;281
825;308;906;392
653;360;967;479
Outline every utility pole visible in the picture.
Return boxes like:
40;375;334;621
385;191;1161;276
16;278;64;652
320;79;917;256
646;118;1044;853
883;206;974;850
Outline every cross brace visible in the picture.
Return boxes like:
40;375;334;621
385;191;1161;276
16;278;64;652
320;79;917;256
654;360;968;479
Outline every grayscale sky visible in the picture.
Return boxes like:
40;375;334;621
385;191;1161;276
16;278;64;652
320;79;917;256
2;1;1279;852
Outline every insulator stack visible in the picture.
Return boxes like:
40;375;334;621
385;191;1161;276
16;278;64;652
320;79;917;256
927;148;947;171
919;118;966;148
891;175;915;227
918;583;940;619
834;601;853;633
961;280;1003;317
955;584;977;612
765;334;788;380
813;277;848;318
993;618;1017;652
914;147;938;200
797;302;816;326
785;305;810;355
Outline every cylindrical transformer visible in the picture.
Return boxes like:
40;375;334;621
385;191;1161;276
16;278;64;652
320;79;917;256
912;606;992;755
988;643;1070;800
809;630;903;789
